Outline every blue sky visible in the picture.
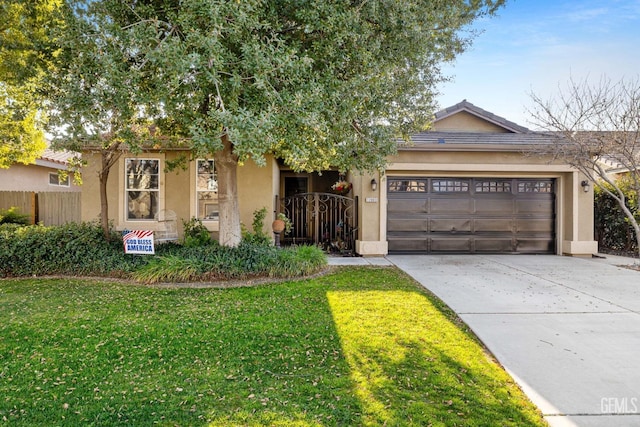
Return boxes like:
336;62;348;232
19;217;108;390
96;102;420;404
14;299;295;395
437;0;640;129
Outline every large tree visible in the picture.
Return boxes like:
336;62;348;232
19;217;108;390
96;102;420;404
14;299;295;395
530;76;640;257
53;0;504;246
0;0;62;167
47;1;172;238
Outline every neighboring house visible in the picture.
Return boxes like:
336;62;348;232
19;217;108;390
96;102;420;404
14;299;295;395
79;100;598;256
597;155;636;180
0;148;80;192
0;148;81;225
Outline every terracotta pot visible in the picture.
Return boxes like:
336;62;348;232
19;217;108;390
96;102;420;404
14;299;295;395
272;219;286;234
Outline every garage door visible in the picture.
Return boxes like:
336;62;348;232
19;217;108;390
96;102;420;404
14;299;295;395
387;177;555;253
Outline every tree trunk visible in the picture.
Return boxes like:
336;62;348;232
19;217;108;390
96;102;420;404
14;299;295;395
215;133;242;247
98;157;111;241
98;144;121;241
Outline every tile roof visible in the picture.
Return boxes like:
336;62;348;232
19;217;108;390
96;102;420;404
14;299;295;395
34;148;80;170
40;148;77;165
401;131;558;151
434;100;530;134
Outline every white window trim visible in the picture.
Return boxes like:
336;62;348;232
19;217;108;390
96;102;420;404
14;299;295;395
121;156;164;225
196;159;219;222
48;172;70;187
190;159;220;231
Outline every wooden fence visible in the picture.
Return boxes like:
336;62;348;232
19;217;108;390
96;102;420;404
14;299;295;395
0;191;81;226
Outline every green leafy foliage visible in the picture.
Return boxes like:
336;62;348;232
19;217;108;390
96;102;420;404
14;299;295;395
0;206;30;225
0;221;146;277
125;0;505;172
271;245;328;277
0;0;62;167
0;84;47;167
241;207;270;245
48;0;505;246
134;243;326;284
182;217;212;247
0;221;326;282
595;177;640;254
276;212;293;235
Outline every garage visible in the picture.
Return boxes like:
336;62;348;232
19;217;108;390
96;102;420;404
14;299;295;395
387;177;555;254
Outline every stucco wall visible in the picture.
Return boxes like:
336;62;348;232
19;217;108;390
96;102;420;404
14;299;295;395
388;149;560;167
81;150;280;240
163;152;190;236
352;148;597;256
0;164;80;192
80;152;119;224
237;156;278;236
432;112;511;133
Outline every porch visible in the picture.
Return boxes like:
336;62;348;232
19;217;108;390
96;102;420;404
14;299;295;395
276;191;359;255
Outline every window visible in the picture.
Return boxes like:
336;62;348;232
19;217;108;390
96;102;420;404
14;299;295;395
49;172;70;187
518;180;553;193
432;179;469;193
125;159;159;220
196;159;218;220
388;179;427;192
475;180;511;193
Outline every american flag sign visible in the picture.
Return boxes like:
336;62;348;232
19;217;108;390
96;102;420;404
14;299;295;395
123;230;155;254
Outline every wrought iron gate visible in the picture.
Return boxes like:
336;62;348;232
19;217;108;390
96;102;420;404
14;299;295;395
279;193;358;254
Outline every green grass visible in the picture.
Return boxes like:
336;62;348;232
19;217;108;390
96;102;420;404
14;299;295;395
0;267;546;426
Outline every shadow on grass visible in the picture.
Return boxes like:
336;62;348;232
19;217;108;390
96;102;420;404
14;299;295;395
0;267;545;426
0;278;364;426
324;267;546;427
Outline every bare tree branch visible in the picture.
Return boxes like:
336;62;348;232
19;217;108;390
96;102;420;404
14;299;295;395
528;76;640;257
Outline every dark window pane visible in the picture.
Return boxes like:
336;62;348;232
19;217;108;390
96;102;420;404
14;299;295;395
475;180;511;193
388;179;427;192
432;179;469;192
197;160;218;220
127;191;158;220
518;181;553;193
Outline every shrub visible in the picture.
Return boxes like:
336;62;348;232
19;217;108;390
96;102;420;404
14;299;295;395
0;222;151;277
0;220;327;282
241;207;270;245
270;245;327;278
131;243;326;284
594;177;639;254
132;255;202;284
0;207;30;225
182;217;212;247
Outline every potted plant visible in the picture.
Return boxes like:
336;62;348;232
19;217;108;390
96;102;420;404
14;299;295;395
272;213;292;235
331;180;352;195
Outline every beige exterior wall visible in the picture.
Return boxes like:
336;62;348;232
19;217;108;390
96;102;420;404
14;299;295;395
78;143;597;256
352;148;597;257
0;163;80;192
236;156;279;236
353;171;388;256
81;150;280;240
432;112;511;133
80;152;119;224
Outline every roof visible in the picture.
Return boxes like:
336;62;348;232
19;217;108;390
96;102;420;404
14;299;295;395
395;101;554;151
35;148;79;170
401;131;558;151
434;100;530;134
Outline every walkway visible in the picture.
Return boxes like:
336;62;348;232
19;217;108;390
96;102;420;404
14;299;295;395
330;254;640;427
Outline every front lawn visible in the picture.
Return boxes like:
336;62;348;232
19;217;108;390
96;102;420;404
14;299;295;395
0;267;546;426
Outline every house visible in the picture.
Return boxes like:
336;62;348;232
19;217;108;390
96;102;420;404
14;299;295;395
79;100;598;256
0;148;81;225
0;148;80;192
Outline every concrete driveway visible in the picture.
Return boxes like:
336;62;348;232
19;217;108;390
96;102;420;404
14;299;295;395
387;254;640;427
